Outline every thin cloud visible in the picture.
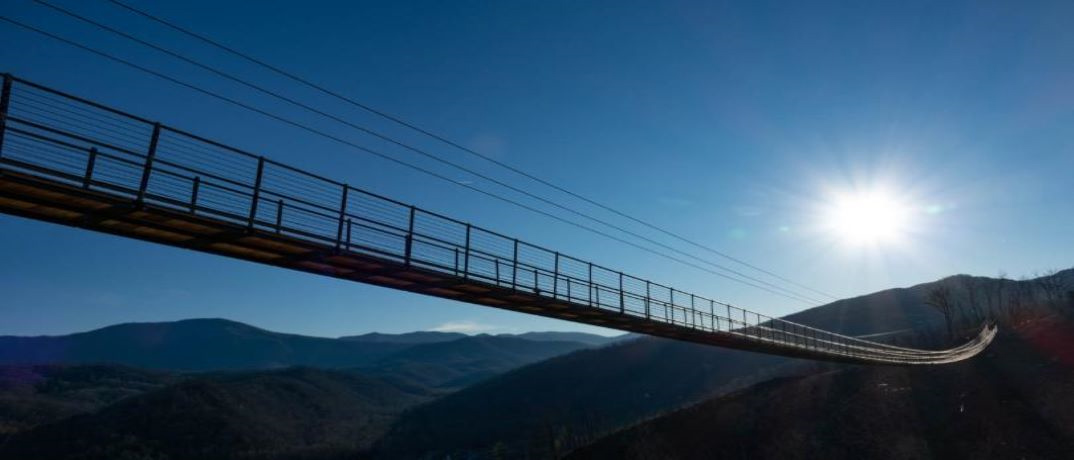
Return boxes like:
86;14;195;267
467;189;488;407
428;320;499;334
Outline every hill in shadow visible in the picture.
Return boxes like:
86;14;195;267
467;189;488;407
373;269;1073;459
1;367;433;460
368;335;603;390
569;313;1074;460
0;364;176;436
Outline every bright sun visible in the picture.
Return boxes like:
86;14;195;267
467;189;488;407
823;189;912;246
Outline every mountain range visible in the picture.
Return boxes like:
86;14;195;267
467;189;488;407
0;319;621;387
0;269;1070;459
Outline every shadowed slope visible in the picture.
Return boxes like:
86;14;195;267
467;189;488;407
569;315;1074;460
1;367;433;460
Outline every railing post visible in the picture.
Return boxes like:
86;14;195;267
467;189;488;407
247;156;264;230
136;122;161;205
690;294;696;328
463;224;471;278
345;218;353;251
189;176;200;214
511;239;519;290
618;272;625;314
0;74;12;158
404;206;416;266
274;199;284;233
335;184;349;251
670;290;676;323
757;313;765;341
553;252;560;299
645;281;651;320
82;147;98;189
587;263;593;307
709;300;715;331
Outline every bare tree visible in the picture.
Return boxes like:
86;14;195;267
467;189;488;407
925;284;956;342
984;271;1008;320
1036;269;1066;303
958;276;984;326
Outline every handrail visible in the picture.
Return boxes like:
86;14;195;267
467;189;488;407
0;73;996;365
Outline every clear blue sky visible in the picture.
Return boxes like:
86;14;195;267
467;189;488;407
1;0;1071;337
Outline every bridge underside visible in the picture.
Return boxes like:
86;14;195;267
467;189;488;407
0;75;997;366
0;167;883;364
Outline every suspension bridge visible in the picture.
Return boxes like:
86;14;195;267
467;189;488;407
0;75;995;365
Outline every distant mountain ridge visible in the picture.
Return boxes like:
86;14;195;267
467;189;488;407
340;331;467;344
0;319;616;391
342;330;626;347
0;318;411;371
502;331;631;346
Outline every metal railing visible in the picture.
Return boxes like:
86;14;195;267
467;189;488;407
0;74;994;364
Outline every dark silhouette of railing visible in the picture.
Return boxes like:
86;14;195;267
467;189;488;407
0;74;995;364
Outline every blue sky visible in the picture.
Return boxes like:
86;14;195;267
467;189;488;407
1;0;1071;337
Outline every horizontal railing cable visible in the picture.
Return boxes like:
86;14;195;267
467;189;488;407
103;0;840;302
0;76;995;365
31;0;830;306
0;15;833;307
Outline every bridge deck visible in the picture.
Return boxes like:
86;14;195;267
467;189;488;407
0;167;857;362
0;74;995;365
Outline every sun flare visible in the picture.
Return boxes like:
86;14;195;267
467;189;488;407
823;189;912;246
